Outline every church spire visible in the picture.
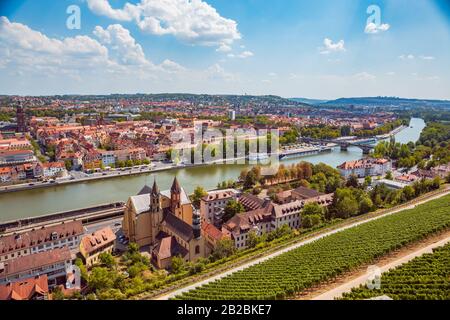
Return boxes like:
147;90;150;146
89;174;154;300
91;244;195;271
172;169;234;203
170;177;181;213
171;177;181;194
151;179;160;196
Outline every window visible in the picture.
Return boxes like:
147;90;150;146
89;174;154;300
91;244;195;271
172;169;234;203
195;245;200;255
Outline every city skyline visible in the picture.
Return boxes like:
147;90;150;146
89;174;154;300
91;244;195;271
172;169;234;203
0;0;450;99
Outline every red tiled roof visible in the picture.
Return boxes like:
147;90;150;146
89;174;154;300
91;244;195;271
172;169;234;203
80;227;116;254
0;248;71;278
202;223;224;241
0;275;49;300
0;221;84;255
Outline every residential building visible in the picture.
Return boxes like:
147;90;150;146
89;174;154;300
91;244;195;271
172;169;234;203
42;161;68;178
202;222;228;256
222;192;333;250
0;247;72;288
337;158;391;178
395;174;420;185
99;150;116;167
0;150;36;166
0;167;11;183
431;163;450;179
0;221;84;262
80;227;116;267
0;138;32;151
200;189;239;227
0;275;49;300
82;150;102;170
276;186;327;204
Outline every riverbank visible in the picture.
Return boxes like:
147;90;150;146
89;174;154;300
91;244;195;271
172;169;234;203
0;145;332;195
0;118;426;220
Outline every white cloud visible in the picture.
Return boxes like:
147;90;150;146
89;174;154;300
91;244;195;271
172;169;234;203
216;44;232;53
206;64;235;81
86;0;241;49
93;24;149;66
320;38;345;54
365;22;390;34
227;50;254;59
386;71;396;76
399;54;415;60
0;16;109;73
353;72;376;81
160;59;186;73
0;17;187;81
86;0;140;21
420;55;435;60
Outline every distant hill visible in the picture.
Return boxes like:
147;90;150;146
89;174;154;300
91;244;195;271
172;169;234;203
290;98;329;105
8;93;310;107
321;96;450;108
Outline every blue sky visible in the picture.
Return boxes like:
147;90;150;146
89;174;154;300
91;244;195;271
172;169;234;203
0;0;449;99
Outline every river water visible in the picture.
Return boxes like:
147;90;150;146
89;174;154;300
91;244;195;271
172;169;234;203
0;118;426;221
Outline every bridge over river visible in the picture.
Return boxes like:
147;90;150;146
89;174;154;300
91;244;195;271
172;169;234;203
300;137;378;155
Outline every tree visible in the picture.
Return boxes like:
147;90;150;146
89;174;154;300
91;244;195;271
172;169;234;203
336;196;359;219
446;173;450;184
223;200;245;222
364;176;372;187
212;239;236;261
88;267;115;291
75;258;88;282
385;171;393;180
358;196;374;214
302;214;322;229
127;262;148;278
171;256;186;274
247;231;260;249
431;176;441;189
302;203;324;217
99;252;116;269
340;126;351;137
125;160;133;167
64;160;72;171
128;242;139;254
402;185;415;201
192;186;207;208
51;286;65;300
346;174;359;188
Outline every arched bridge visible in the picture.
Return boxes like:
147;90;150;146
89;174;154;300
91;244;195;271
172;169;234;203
300;137;377;155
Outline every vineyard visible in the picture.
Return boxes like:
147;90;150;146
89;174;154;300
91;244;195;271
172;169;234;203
341;243;450;300
175;194;450;300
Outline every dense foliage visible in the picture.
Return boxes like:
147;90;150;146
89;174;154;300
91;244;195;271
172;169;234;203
175;194;450;300
373;121;450;169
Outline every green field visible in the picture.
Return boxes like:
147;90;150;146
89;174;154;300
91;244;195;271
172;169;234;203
176;194;450;300
341;243;450;300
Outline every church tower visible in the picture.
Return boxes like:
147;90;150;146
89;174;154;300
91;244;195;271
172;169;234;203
170;177;181;214
150;180;163;244
192;209;202;239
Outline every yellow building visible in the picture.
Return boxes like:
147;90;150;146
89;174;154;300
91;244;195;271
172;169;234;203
80;227;116;268
123;178;205;269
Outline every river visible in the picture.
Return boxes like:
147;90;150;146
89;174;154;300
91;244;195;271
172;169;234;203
0;118;426;221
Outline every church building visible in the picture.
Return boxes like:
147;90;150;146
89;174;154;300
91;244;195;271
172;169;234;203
122;177;205;269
